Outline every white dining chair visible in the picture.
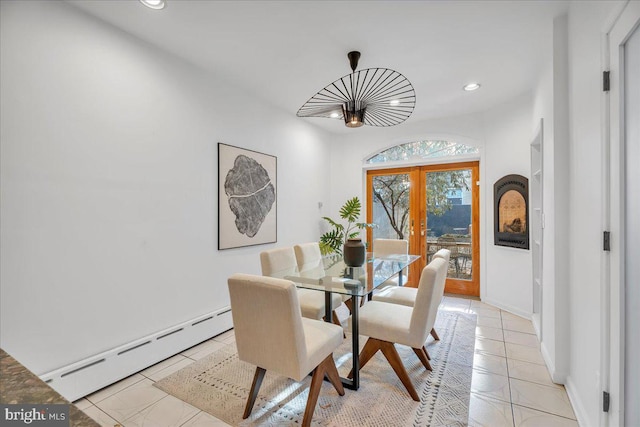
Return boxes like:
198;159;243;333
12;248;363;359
373;238;409;287
373;249;450;343
348;257;449;401
260;246;343;325
228;273;344;427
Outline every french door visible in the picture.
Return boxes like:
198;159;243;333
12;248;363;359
366;161;479;296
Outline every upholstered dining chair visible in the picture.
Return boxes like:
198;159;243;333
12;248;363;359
373;238;409;287
293;242;325;272
227;274;344;427
373;249;450;344
348;257;449;401
260;246;343;326
436;235;461;275
293;242;350;324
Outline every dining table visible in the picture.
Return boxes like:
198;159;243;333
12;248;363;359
268;252;420;390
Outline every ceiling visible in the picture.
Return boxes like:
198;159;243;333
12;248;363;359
68;0;569;135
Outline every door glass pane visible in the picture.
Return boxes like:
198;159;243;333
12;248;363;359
371;173;410;240
425;169;472;280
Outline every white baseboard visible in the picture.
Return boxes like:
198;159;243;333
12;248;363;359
481;297;531;319
540;341;567;384
531;312;541;340
40;307;233;402
565;376;591;427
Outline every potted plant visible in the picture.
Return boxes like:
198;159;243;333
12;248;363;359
319;197;375;261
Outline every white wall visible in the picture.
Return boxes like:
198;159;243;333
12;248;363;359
531;13;572;384
0;0;331;376
481;94;534;317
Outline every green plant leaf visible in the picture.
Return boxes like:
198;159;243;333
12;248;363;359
322;216;344;232
346;231;361;240
319;229;343;255
339;197;361;223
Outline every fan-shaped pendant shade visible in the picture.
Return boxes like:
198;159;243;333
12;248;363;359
297;67;416;127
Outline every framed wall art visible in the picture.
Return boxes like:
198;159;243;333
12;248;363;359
493;174;529;249
218;143;277;250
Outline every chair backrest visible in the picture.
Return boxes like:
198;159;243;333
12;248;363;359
430;248;450;307
260;246;297;277
432;248;451;264
409;257;449;346
374;238;409;278
437;236;458;256
293;242;322;270
228;273;306;380
373;238;409;257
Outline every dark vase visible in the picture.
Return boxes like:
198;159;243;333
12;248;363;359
343;238;365;267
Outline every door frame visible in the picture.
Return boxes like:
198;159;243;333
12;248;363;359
365;161;480;296
420;161;480;296
604;2;640;425
366;166;422;287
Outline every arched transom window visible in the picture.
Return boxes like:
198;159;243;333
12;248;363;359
366;140;479;164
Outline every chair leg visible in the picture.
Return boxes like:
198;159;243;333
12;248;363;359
412;347;433;371
302;355;344;427
344;297;353;314
347;337;381;379
377;339;420;401
243;366;266;419
430;328;440;341
423;345;431;360
322;354;345;396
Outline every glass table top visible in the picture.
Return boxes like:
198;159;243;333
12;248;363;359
270;253;420;297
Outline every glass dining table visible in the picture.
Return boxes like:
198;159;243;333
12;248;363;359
268;252;420;390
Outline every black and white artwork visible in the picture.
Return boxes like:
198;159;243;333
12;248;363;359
218;143;277;250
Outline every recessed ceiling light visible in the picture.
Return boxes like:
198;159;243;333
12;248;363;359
140;0;165;10
330;112;340;118
463;82;481;91
389;99;400;106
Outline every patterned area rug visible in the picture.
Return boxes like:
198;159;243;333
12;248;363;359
155;310;476;426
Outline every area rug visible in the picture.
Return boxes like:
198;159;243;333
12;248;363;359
154;310;476;426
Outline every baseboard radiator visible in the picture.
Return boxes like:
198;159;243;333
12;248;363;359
39;307;233;402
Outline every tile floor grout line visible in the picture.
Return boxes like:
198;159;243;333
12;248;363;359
511;402;578;421
501;312;517;427
178;410;203;427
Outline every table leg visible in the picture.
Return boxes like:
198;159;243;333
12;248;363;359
398;269;404;286
340;294;360;390
324;291;332;323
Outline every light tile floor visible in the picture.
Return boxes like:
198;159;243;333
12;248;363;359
74;295;578;427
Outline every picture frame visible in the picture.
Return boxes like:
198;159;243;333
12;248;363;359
493;174;529;249
218;143;277;250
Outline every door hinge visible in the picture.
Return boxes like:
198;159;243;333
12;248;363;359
603;391;610;412
603;71;610;92
603;231;611;251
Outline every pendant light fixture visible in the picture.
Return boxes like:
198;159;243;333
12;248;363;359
297;51;416;128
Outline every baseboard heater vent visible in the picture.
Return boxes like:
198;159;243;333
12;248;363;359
192;316;213;326
60;358;106;378
117;341;152;356
157;328;184;340
39;306;233;402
